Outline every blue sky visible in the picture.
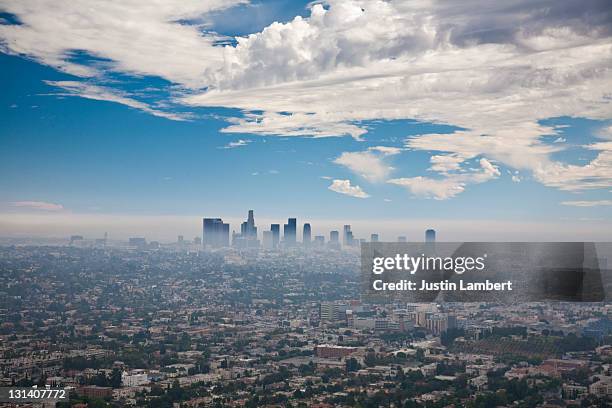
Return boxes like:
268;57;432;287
0;0;611;240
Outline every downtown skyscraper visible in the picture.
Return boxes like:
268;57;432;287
202;218;230;248
233;210;260;248
303;223;311;246
284;218;297;246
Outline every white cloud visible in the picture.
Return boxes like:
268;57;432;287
45;81;189;121
387;176;466;200
221;139;251;149
388;158;500;199
11;201;64;211
220;111;367;139
328;179;370;198
333;145;401;182
367;146;403;155
429;155;464;174
2;0;612;196
597;125;612;140
0;0;246;87
181;1;612;194
561;200;612;207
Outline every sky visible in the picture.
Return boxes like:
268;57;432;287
1;0;612;241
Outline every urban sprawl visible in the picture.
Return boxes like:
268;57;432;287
1;210;611;407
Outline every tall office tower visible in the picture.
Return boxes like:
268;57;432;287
425;229;436;243
303;223;311;246
283;218;297;246
397;236;407;243
329;230;340;250
262;231;274;250
371;233;379;243
178;235;184;244
234;210;260;248
240;210;258;239
343;225;354;247
270;224;280;249
203;218;230;248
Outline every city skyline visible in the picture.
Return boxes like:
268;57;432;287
1;0;611;242
1;2;612;405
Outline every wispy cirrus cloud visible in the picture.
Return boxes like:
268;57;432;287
220;139;251;149
44;81;190;121
11;201;64;211
561;200;612;207
2;0;612;198
0;0;246;85
328;179;370;198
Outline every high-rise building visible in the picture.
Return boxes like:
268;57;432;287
233;210;260;248
203;218;230;248
371;233;379;243
397;236;407;243
240;209;258;239
271;224;280;249
343;225;354;247
283;218;297;246
425;229;436;243
329;230;340;250
303;223;311;246
178;235;184;244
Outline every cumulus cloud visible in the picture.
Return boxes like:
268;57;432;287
333;145;401;182
183;1;612;195
388;158;500;199
11;201;64;211
2;0;612;196
561;200;612;207
328;179;370;198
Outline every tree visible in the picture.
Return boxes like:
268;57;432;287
346;357;361;372
364;352;377;367
110;368;122;388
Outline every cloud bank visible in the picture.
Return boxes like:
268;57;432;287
1;0;612;198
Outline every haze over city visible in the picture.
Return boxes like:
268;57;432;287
1;0;612;241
